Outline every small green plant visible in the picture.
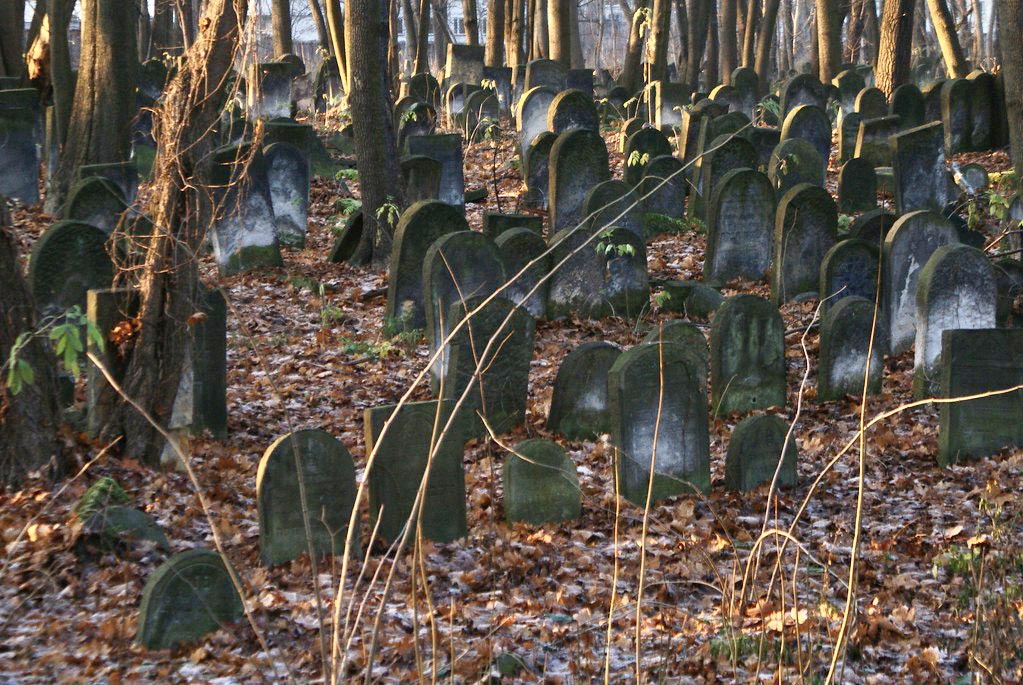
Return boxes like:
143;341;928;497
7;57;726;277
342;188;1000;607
987;188;1012;221
375;196;400;230
627;150;651;168
335;197;362;217
5;306;103;395
318;284;346;327
838;213;854;233
595;228;636;257
75;477;130;520
334;168;359;182
400;109;418;124
756;96;782;124
288;274;321;293
653;291;672;308
708;629;763;662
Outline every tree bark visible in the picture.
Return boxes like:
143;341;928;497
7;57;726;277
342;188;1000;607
569;0;584;66
272;0;295;56
533;0;549;58
415;0;432;72
510;0;526;65
863;0;879;62
0;0;26;79
720;0;737;82
464;0;481;44
435;0;449;68
741;0;758;65
846;0;864;61
402;0;419;66
754;0;780;92
548;0;573;65
705;1;719;85
487;0;507;64
926;0;970;76
138;0;153;61
780;0;793;71
152;0;184;55
0;206;62;485
620;0;649;91
50;0;74;151
675;0;689;78
969;0;983;62
650;0;674;80
685;0;711;92
309;0;333;54
875;0;916;96
816;0;842;81
325;0;351;91
46;0;138;215
997;0;1023;177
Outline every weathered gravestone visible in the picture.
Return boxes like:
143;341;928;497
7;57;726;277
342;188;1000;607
0;92;40;204
516;86;557;158
462;88;498;141
649;80;687;130
209;143;283;275
263;142;309;248
264;118;337;179
496;227;550;319
78;161;139;205
855;87;888;119
768;139;824;194
837;158;877;213
855;115;900;167
63;176;128;234
643;320;709;367
525;59;567;92
710;294;786;415
313;60;344;112
247;62;294;119
772;183;837;304
386;200;467;330
954;162;989;195
994;258;1023;327
136;549;244;650
547;342;622;439
883;210;959;354
257;429;359;566
548;129;610;235
709;84;744;116
566;68;594;96
445;44;485;86
401;154;442;204
364;400;468;542
730;67;760;118
913;244;996;397
482;212;544;239
689;133;758;223
832;69;867;116
938;329;1023;465
407;72;442;110
965;70;994;151
29;221;114;318
503;439;581;525
396;101;438;152
598;228;649;319
547;89;599;134
818;296;885;401
623;127;672;187
704;168;775;285
838;111;862;162
523;131;556;209
608;342;710;504
890;83;925;129
483;65;514;112
405;134;465;208
819;239;879;313
780;105;831;177
677;105;722;166
743;126;781;170
724;414;798;491
848;207;897;245
584;179;643;238
780;74;826;118
618;117;645;153
941;78;972;154
639;155;686;235
922;80;945;123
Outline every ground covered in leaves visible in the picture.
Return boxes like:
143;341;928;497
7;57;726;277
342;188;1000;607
1;116;1022;684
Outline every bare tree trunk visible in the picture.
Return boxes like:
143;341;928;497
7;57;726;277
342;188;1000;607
686;0;711;91
533;0;549;57
415;0;432;72
997;0;1023;177
309;0;334;55
846;0;863;61
272;0;295;56
51;0;74;151
487;0;507;63
927;0;970;76
0;0;26;79
570;0;585;66
435;0;450;68
402;0;419;66
780;0;793;70
651;0;674;80
464;0;481;44
863;0;879;61
816;0;842;80
706;1;720;84
26;1;46;54
875;0;916;95
325;0;351;91
741;0;759;65
620;0;648;91
549;0;573;65
755;0;781;91
511;0;526;64
152;0;184;55
389;0;401;80
138;0;153;60
676;0;689;76
721;0;738;81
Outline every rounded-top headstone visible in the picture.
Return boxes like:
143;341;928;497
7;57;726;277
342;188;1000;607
768;138;824;194
29;221;114;318
547;89;599;134
724;414;798;491
503;439;581;525
710;294;786;415
63;176;128;234
548;341;623;439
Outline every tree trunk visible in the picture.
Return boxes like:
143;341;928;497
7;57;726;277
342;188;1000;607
675;0;689;79
846;0;864;61
816;0;842;80
720;0;738;82
388;0;401;81
650;0;674;80
548;0;573;65
272;0;295;57
464;0;481;44
435;0;449;68
510;0;526;65
620;0;649;91
46;0;138;215
51;0;74;151
309;0;334;54
754;0;781;92
998;0;1023;177
152;0;184;55
569;0;584;66
325;0;351;91
969;0;983;62
487;0;507;64
686;0;710;92
138;0;153;61
926;0;970;76
863;0;879;62
780;0;793;71
26;1;46;55
415;0;431;72
348;0;405;264
741;0;759;65
402;0;419;67
533;0;549;58
705;2;719;85
0;206;62;485
0;0;26;79
875;0;916;96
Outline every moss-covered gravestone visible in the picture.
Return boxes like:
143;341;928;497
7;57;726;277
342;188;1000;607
609;342;710;504
623;127;672;187
938;329;1023;465
848;208;897;246
965;70;994;151
724;414;798;491
548;129;610;236
405;134;464;208
890;83;925;129
780;105;831;177
583;180;643;238
882;210;958;354
547;342;622;439
837;158;877;214
401;155;442;206
385;200;467;330
598;228;650;319
818;296;885;401
819;239;879;315
659;281;725;320
639;155;686;235
523;131;556;209
503;439;581;525
768;139;824;195
780;74;826;118
396;101;438;153
913;244;996;397
772;183;837;304
547;89;599;134
77;161;139;205
482;212;543;239
136;549;244;650
940;78;972;154
29;221;114;318
524;58;568;92
710;295;785;415
832;69;866;116
63;176;127;234
263;142;309;248
256;429;359;566
689;133;758;223
364;399;468;542
854;115;900;168
643;320;708;370
704;168;774;285
495;227;550;319
854;87;888;119
246;61;295;119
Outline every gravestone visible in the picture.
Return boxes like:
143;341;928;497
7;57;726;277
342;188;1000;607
608;342;710;504
772;183;837;304
405;134;465;208
364;399;468;542
954;162;988;195
643;320;709;367
710;294;786;415
832;69;866;116
724;414;798;491
913;244;996;396
517;88;558;157
547;89;599;134
584;179;643;238
882;210;959;354
650;80;687;130
263;142;309;248
604;85;630;120
819;239;879;313
780;105;831;176
690;132;758;223
523;131;556;209
401;155;442;204
922;80;945;123
63;176;128;234
854;115;900;167
407;73;442;110
781;74;826;118
890;83;925;129
247;62;294;119
704;168;775;285
136;549;244;650
938;329;1023;465
743;126;781;170
965;70;994;151
623;127;672;187
548;129;610;236
598;227;649;319
78;161;139;205
0;95;40;204
818;296;885;401
837;158;877;213
503;439;581;525
677;107;716;165
941;78;972;154
482;212;543;239
257;430;359;566
618;117;644;154
710;84;743;116
483;65;514;112
445;44;485;86
848;208;897;246
838;111;862;162
730;67;760;118
462;88;498;141
86;289;139;436
313;60;344;112
264;118;337;179
855;87;888;119
767;139;824;194
639;154;686;234
495;227;550;318
396;101;438;152
994;258;1023;326
525;59;567;92
548;341;622;439
385;200;467;330
209;143;282;275
29;221;114;318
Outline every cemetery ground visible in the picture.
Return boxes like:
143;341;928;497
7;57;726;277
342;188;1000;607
2;123;1022;684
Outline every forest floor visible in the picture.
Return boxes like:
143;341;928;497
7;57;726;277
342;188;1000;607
1;116;1022;684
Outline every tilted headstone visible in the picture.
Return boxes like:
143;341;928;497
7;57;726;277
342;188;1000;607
503;439;581;525
77;161;139;205
136;549;243;650
938;329;1023;465
836;157;877;214
396;101;438;152
548;342;622;439
364;399;468;542
609;342;710;504
405;133;465;208
264;118;337;179
523;131;556;209
257;429;359;566
547;89;599;134
780;105;831;177
407;72;442;110
29;221;114;318
882;210;959;354
483;65;514;113
854;115;900;168
618;116;645;153
724;414;798;491
848;207;897;246
854;87;888;119
263;142;309;248
941;78;972;154
710;294;786;415
548;129;610;236
247;62;294;119
445;44;485;86
767;138;824;194
772;183;837;304
818;296;885;401
495;227;550;318
622;127;672;187
462;88;499;141
819;238;879;313
63;176;128;234
913;244;996;396
704;168;775;285
890;83;925;129
965;70;994;151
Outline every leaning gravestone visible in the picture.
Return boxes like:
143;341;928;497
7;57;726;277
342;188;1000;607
724;414;797;491
622;127;672;187
608;342;710;504
503;439;581;525
767;138;824;194
247;62;295;119
495;227;550;319
407;73;442;110
29;221;114;318
704;168;775;285
547;89;599;134
0;93;40;204
780;74;826;118
913;244;996;397
516;86;557;158
385;200;467;330
548;129;610;236
890;83;925;129
883;210;959;354
396;101;438;152
365;399;468;542
263;142;309;248
941;78;972;154
819;239;879;313
405;134;465;208
854;115;900;167
547;342;622;439
63;176;128;234
78;161;139;205
855;87;888;119
938;329;1023;465
818;296;885;401
523;131;556;209
780;105;831;177
710;294;786;415
772;183;837;304
257;429;359;566
136;549;244;650
837;158;877;213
